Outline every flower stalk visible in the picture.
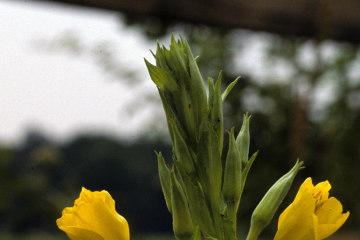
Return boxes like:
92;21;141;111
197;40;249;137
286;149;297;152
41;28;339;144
146;34;253;240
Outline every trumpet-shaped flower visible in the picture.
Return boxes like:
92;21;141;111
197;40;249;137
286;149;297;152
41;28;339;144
274;178;349;240
57;187;130;240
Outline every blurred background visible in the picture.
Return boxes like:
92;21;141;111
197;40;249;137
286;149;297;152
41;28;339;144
1;0;360;239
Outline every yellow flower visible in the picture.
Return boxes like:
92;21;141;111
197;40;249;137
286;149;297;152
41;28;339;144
57;187;130;240
274;178;349;240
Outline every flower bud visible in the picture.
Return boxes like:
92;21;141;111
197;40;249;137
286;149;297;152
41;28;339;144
223;128;241;228
170;166;194;240
246;161;303;240
236;113;250;165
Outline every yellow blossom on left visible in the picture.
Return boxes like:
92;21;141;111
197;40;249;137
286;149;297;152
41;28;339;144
57;187;130;240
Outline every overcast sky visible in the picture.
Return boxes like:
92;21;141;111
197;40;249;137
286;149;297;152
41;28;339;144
0;1;162;146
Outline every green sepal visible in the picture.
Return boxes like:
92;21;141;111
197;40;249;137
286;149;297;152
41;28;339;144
170;33;189;78
144;58;179;92
222;217;237;240
246;161;304;240
156;151;172;213
167;35;202;150
181;35;207;128
170;166;194;240
240;151;258;197
236;113;251;165
197;115;223;201
169;118;197;182
222;77;240;102
190;215;201;240
223;128;241;230
156;41;174;77
212;72;224;153
207;78;215;111
158;90;188;149
163;45;175;71
150;49;157;61
174;160;214;237
171;69;199;150
196;118;222;239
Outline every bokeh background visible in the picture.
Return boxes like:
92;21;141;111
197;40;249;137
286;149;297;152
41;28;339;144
1;1;360;239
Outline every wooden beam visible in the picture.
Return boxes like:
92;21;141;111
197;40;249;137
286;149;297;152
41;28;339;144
46;0;360;43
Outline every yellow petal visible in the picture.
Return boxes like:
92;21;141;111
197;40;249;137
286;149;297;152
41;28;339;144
313;181;330;201
314;181;331;193
57;187;130;240
277;204;291;229
59;227;104;240
274;187;319;240
316;197;350;239
278;178;313;218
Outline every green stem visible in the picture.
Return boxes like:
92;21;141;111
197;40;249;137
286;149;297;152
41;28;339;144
245;224;261;240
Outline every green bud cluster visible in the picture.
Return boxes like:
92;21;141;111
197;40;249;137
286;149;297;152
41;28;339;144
146;34;302;240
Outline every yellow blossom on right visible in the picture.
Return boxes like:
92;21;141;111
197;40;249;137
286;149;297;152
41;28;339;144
274;177;349;240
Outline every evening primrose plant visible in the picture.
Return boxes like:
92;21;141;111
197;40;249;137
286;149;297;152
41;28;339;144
56;34;349;240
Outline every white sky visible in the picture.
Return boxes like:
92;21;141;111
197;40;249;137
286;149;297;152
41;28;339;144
0;1;159;146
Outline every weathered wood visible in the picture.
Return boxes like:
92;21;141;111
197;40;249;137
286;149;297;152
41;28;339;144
46;0;360;43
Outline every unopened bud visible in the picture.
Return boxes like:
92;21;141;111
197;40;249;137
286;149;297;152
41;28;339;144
246;161;303;240
236;113;250;165
223;128;241;228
